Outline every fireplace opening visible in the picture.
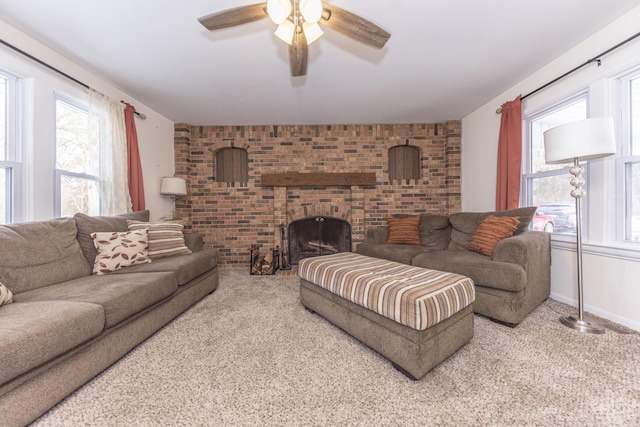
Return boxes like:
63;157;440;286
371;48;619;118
288;216;351;265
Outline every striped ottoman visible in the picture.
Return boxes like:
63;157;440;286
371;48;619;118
298;252;475;380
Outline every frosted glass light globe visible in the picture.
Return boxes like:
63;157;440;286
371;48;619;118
300;0;323;24
267;0;292;24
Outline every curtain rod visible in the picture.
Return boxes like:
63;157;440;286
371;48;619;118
496;30;640;114
0;38;146;119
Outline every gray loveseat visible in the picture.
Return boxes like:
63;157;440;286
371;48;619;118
356;207;551;326
0;211;219;427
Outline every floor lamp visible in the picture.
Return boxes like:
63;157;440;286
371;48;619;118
543;117;616;334
160;177;187;221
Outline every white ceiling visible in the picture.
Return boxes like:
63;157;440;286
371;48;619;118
1;0;639;125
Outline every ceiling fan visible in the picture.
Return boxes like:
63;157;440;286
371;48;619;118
198;0;391;77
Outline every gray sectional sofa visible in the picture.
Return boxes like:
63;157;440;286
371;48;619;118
356;207;551;326
0;211;219;427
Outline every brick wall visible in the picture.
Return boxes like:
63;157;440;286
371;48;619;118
173;121;461;267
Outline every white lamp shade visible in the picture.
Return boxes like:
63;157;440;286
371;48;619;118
543;117;616;164
160;177;187;196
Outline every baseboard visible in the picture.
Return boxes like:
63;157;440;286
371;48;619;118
549;293;640;332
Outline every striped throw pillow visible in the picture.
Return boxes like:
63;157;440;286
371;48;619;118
468;215;519;257
0;282;15;306
386;216;421;245
128;221;192;259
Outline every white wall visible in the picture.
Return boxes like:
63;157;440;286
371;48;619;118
461;6;640;331
0;19;176;221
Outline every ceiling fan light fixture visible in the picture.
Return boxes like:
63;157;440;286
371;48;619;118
267;0;292;24
198;2;391;77
302;22;323;44
274;20;295;45
299;0;323;24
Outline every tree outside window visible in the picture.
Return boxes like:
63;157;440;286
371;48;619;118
55;98;101;217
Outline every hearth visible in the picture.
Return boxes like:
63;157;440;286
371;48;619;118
288;216;351;265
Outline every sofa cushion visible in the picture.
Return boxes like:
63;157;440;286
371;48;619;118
448;207;536;250
448;212;483;250
469;215;519;257
74;210;150;268
17;272;177;328
411;250;526;292
0;282;15;306
111;249;219;286
91;230;152;275
0;218;91;294
386;216;421;245
365;227;389;245
184;232;204;252
127;221;192;259
0;300;104;385
501;206;537;235
418;214;452;249
356;242;432;265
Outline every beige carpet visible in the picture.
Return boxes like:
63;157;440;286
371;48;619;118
33;269;640;426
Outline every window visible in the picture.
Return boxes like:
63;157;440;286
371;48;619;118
618;73;640;242
0;71;20;224
388;145;420;181
2;49;129;221
55;97;101;217
522;95;587;234
0;76;7;223
216;147;248;184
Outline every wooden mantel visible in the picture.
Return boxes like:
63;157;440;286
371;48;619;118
261;172;377;187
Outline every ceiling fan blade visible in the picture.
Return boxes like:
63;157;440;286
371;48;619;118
198;3;268;31
321;3;390;49
289;25;308;77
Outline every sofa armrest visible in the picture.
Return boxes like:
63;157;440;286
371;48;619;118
492;231;550;267
366;226;389;244
492;231;552;320
184;232;204;252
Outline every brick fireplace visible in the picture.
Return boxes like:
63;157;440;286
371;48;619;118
288;214;351;265
173;122;461;267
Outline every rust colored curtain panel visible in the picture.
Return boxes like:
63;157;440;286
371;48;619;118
495;95;522;211
123;102;146;211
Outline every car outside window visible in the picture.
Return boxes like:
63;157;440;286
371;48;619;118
523;96;587;234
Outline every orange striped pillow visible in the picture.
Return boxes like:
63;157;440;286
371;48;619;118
387;216;421;245
469;215;519;256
